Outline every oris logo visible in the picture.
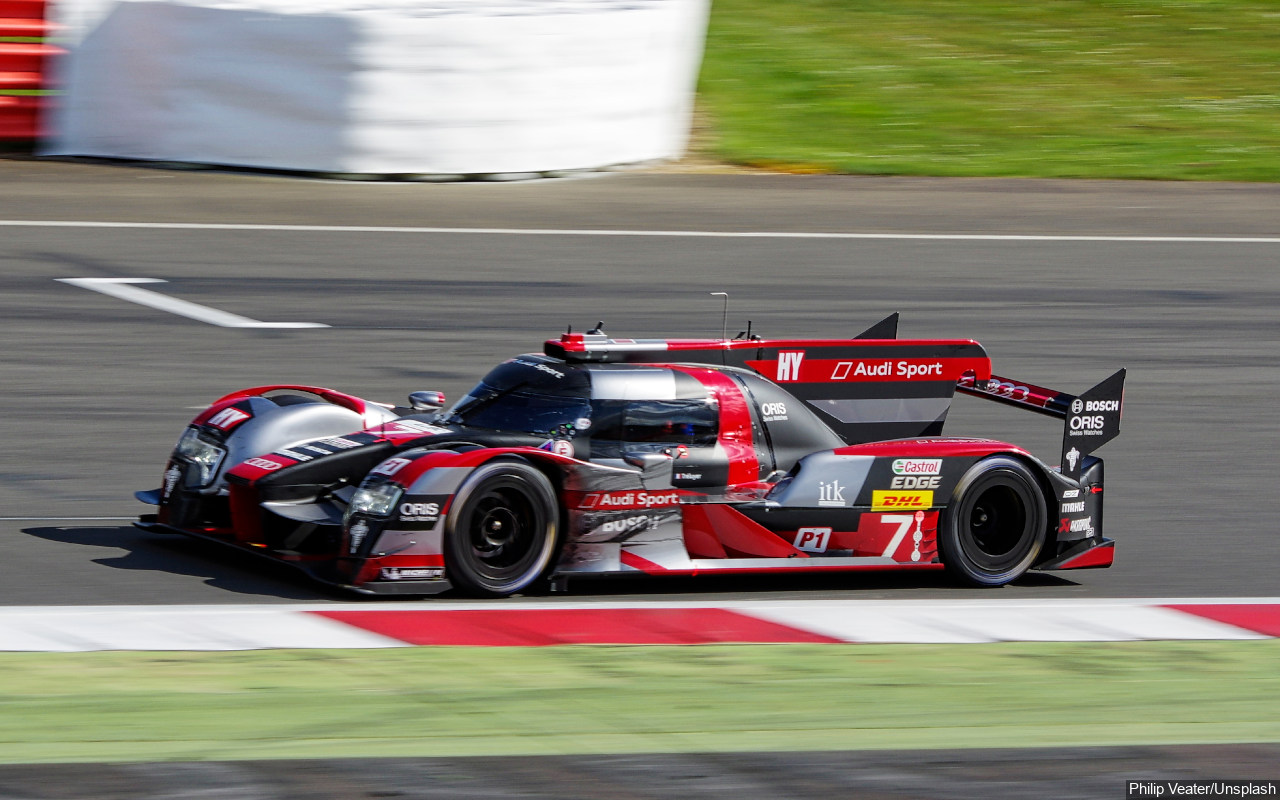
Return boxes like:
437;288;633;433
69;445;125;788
760;402;787;417
400;502;440;518
1069;415;1106;431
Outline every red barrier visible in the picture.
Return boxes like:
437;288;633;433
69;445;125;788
0;42;56;72
0;0;55;141
0;0;46;19
1;17;55;37
0;94;42;138
0;70;41;90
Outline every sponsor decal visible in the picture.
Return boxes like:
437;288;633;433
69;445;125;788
599;515;656;534
513;358;565;379
890;475;941;490
371;457;412;477
1069;414;1107;434
760;402;789;422
244;457;282;471
831;361;945;380
348;519;370;554
1084;399;1120;412
794;527;832;553
892;458;942;476
1065;447;1081;472
872;490;933;511
777;351;804;382
817;479;846;507
399;501;440;523
383;419;449;435
539;439;575;458
1060;501;1086;513
674;472;702;481
985;379;1034;403
580;491;683;510
381;567;446;581
206;407;250;430
1071;398;1084;414
1063;516;1095;535
319;437;361;450
1062;489;1080;499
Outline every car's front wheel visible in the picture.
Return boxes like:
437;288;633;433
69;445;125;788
938;456;1047;587
443;459;560;597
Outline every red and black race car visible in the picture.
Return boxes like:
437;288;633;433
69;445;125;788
136;315;1124;597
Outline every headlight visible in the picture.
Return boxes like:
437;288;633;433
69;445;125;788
347;481;404;518
174;428;226;488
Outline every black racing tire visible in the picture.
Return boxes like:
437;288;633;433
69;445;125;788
443;459;560;597
938;456;1047;587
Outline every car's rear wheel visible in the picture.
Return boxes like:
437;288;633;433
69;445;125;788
444;459;560;597
938;456;1047;587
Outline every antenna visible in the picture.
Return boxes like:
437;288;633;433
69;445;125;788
710;292;729;341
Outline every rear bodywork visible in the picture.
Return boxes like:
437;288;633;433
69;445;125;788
137;316;1124;596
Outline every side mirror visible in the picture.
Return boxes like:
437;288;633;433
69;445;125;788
408;391;445;413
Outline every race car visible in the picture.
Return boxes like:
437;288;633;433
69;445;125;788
136;315;1125;597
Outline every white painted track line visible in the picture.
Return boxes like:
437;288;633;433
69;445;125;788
56;277;329;329
5;220;1280;243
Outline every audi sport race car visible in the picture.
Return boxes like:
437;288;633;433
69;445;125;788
136;315;1125;597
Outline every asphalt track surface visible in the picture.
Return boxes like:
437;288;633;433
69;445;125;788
1;746;1278;799
4;158;1280;604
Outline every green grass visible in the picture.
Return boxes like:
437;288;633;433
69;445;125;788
696;0;1280;180
2;641;1279;764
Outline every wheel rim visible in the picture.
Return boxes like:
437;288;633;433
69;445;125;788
962;482;1032;572
458;481;547;584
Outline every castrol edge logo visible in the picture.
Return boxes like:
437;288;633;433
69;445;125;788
891;459;941;476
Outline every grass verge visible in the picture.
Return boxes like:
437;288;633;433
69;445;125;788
696;0;1280;180
2;640;1278;763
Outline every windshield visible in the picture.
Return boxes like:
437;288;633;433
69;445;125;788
444;385;592;436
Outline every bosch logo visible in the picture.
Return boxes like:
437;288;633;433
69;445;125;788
1084;400;1120;412
1071;398;1084;414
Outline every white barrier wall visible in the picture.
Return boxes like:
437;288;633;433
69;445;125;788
44;0;710;175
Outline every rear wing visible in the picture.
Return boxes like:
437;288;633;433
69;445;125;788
957;369;1126;479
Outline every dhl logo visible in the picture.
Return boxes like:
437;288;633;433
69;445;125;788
871;490;933;511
